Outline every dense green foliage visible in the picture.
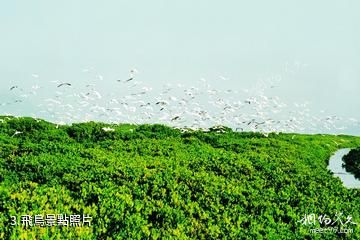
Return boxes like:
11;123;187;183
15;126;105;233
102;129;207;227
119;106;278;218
0;116;360;239
343;148;360;179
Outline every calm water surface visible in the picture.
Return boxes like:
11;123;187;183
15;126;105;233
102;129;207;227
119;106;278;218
327;148;360;189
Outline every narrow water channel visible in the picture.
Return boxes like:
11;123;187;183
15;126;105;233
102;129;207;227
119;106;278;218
327;148;360;189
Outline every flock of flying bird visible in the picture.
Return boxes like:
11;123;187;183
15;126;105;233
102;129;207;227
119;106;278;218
1;68;360;136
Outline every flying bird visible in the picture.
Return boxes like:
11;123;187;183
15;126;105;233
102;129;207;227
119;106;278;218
57;83;72;88
117;69;138;83
171;116;180;121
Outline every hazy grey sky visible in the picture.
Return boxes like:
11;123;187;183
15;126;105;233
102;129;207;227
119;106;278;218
1;1;360;131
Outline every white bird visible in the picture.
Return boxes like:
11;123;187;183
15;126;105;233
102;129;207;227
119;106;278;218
97;75;104;81
11;131;23;137
92;90;102;99
219;76;229;81
102;127;115;132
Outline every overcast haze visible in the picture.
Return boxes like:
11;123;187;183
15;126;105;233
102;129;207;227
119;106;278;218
1;1;360;134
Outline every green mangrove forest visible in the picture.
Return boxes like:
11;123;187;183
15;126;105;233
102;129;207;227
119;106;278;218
0;116;359;239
